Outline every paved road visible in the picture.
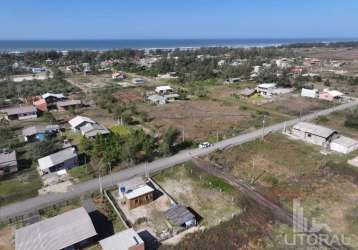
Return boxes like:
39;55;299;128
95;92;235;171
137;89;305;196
1;99;358;221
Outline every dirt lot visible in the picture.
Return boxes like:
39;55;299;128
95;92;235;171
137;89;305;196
153;163;242;229
208;133;358;249
0;225;15;250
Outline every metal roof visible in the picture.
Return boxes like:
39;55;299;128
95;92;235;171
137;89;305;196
15;207;97;250
0;149;17;168
165;205;195;226
99;228;144;250
331;136;358;148
37;147;77;171
80;123;110;138
41;93;65;100
293;122;336;138
68;115;96;129
1;106;37;116
257;83;277;89
239;88;256;96
22;125;60;137
124;185;154;200
56;100;82;107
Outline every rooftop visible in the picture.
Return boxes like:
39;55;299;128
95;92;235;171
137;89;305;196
69;115;96;129
165;205;195;227
331;136;358;148
293;122;336;138
42;92;65;100
0;149;17;168
38;147;77;171
0;106;37;116
15;207;97;250
99;228;144;250
257;83;277;89
56;99;82;107
22;125;60;137
124;185;154;200
80;123;110;138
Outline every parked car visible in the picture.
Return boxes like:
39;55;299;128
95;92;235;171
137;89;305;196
199;142;213;149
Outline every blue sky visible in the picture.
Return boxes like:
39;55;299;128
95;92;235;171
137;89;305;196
1;0;357;39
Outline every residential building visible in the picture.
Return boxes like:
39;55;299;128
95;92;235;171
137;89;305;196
224;77;241;84
330;136;358;154
319;89;344;102
147;95;166;105
56;99;82;111
301;88;319;98
42;93;65;104
15;207;97;250
165;204;197;228
0;106;37;120
155;85;173;95
112;72;127;80
37;147;78;175
256;83;277;97
289;122;337;147
132;78;145;85
124;185;154;209
239;88;256;98
99;228;145;250
0;149;17;177
22;125;60;142
80;123;110;138
33;98;48;112
69;115;96;131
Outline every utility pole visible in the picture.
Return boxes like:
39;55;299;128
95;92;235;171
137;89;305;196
261;115;266;140
98;174;103;194
145;161;149;179
216;130;219;142
108;162;114;187
182;126;185;143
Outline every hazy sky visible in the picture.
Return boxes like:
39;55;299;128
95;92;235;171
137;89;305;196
1;0;357;39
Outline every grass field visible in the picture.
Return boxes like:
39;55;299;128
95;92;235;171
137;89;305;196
154;162;241;229
208;133;358;249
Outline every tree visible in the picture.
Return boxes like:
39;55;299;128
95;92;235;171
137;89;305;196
160;127;180;156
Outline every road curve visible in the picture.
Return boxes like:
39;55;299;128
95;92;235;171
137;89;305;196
1;99;358;221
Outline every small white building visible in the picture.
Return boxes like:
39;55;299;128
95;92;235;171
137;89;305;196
99;228;144;250
330;136;358;154
132;78;145;85
155;85;173;95
256;83;277;97
68;115;96;131
301;88;319;98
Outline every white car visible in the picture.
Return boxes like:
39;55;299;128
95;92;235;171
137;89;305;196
199;142;213;149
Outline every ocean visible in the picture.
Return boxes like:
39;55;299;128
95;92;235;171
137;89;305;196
0;38;356;52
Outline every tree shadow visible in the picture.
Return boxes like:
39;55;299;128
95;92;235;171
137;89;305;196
89;210;114;241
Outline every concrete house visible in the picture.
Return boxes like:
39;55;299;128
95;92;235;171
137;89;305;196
37;147;78;175
224;77;241;84
301;88;319;98
0;149;18;177
124;185;154;210
290;122;337;147
239;88;256;98
15;207;97;250
69;115;96;131
99;228;145;250
22;125;60;142
256;83;277;97
132;78;145;85
330;136;358;154
0;106;37;120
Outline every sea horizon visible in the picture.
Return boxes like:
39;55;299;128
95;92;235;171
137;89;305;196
0;38;357;52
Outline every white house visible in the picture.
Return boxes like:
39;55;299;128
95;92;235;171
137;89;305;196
256;83;277;97
301;88;319;98
155;85;173;95
132;78;145;85
330;136;358;154
37;147;78;175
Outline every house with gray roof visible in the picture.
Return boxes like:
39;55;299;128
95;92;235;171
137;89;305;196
0;106;37;120
37;147;78;175
80;123;110;138
0;149;17;177
289;122;338;147
15;207;97;250
22;125;60;142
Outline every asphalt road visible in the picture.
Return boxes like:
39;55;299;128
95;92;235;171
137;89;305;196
1;99;358;221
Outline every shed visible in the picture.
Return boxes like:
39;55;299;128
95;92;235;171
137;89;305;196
0;106;37;120
155;85;173;95
301;88;319;98
165;205;196;228
99;228;144;250
56;100;82;111
15;207;97;250
69;115;96;131
124;185;154;209
80;123;110;138
330;136;358;154
22;125;60;142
